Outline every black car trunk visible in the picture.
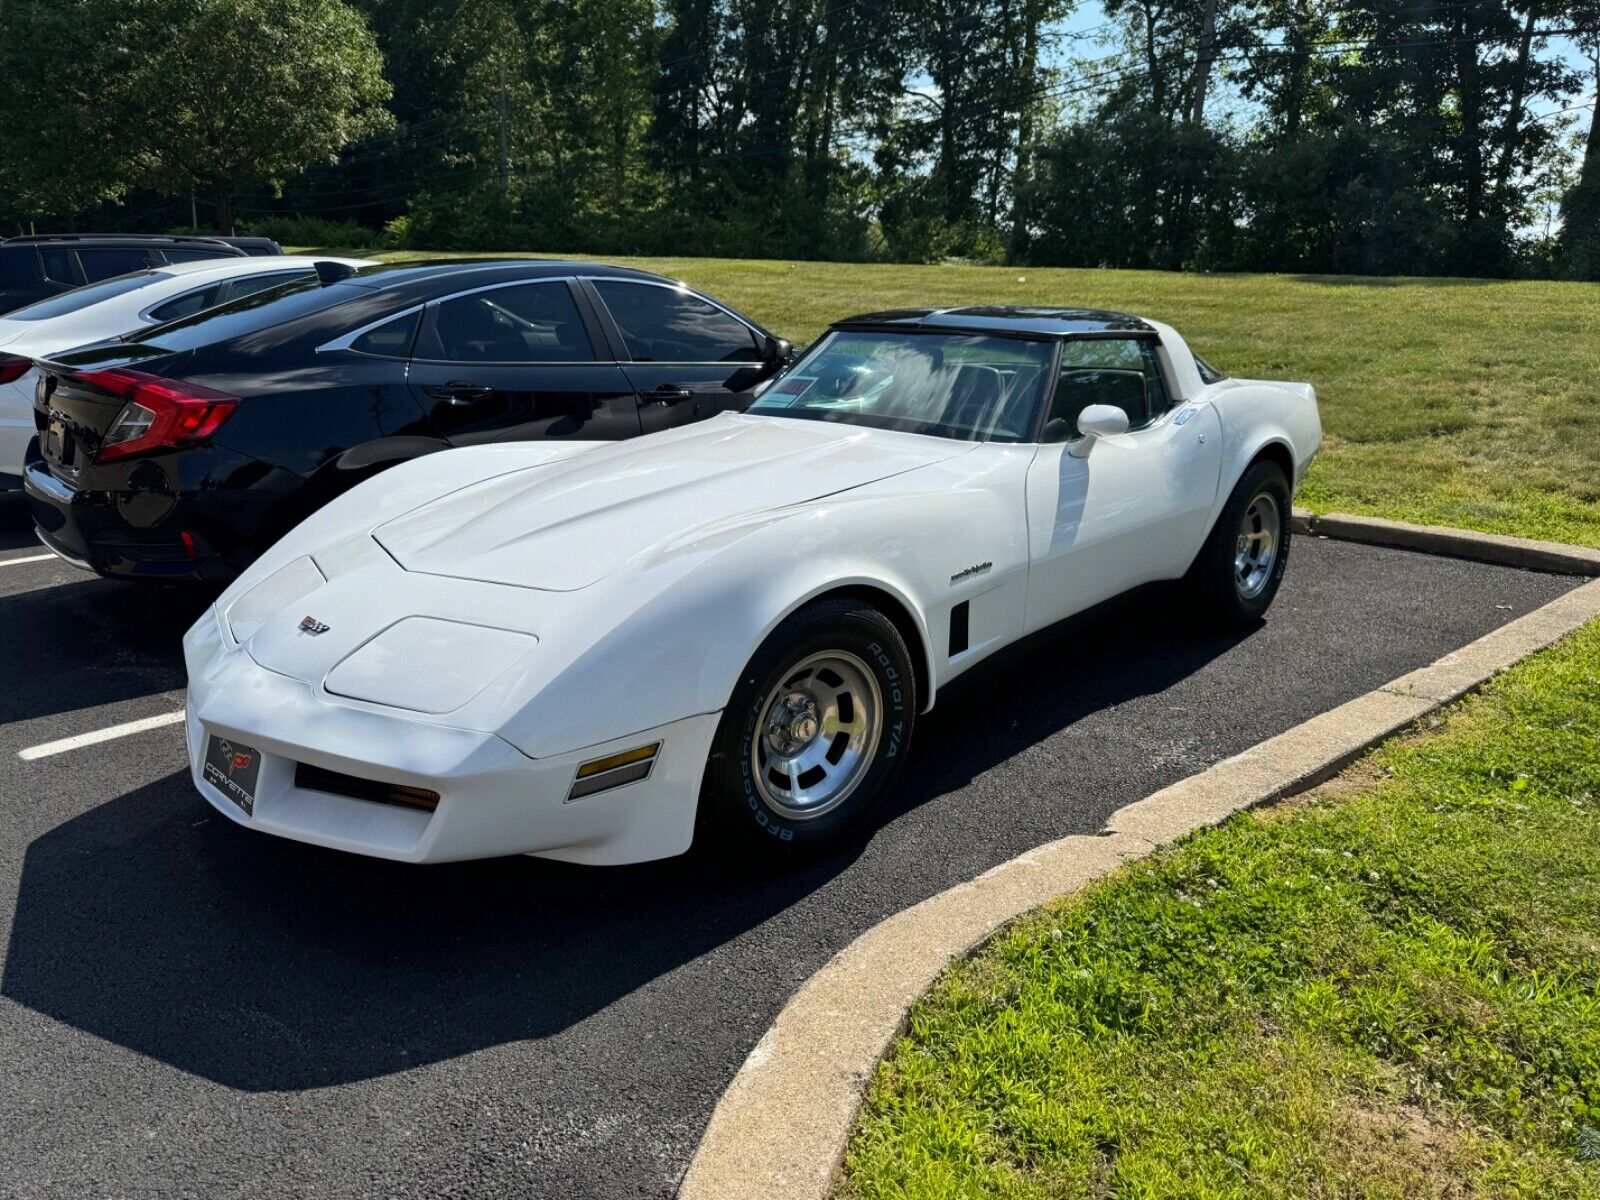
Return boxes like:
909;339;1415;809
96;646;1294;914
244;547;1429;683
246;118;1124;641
34;343;187;476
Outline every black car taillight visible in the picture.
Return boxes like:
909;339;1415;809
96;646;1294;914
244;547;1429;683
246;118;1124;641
77;369;240;463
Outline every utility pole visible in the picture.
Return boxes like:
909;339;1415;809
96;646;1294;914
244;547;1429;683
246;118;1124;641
190;189;198;231
497;60;511;197
1189;0;1220;126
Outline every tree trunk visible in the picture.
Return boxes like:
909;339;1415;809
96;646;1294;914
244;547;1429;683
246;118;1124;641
1143;1;1166;116
1188;0;1219;125
213;182;233;234
1454;12;1486;226
1492;3;1540;205
1009;0;1042;256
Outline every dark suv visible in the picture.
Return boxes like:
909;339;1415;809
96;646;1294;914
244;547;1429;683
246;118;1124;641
0;234;267;316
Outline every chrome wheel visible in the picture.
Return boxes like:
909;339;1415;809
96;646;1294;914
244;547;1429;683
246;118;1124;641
750;651;882;821
1234;492;1281;600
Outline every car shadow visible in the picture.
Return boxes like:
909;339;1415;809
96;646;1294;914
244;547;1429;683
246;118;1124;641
0;577;215;725
1;587;1244;1091
0;492;36;551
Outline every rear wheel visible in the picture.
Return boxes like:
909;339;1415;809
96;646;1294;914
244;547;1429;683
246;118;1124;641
698;598;916;852
1187;459;1292;625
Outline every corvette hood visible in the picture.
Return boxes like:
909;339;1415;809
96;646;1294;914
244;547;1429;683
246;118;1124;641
374;415;970;591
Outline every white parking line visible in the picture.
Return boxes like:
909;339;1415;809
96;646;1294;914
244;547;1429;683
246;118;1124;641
0;553;56;568
18;710;186;761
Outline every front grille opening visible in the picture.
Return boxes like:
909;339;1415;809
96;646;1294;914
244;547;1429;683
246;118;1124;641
295;762;440;813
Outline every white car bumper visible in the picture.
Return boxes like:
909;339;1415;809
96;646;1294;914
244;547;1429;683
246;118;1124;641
0;370;36;485
183;609;718;866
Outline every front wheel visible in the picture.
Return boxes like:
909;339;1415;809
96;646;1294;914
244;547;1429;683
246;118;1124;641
1187;459;1292;625
698;597;917;853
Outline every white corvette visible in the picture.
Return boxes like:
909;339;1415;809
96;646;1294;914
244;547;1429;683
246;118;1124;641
183;307;1321;865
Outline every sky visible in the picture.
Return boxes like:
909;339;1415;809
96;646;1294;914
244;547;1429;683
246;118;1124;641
1044;2;1597;126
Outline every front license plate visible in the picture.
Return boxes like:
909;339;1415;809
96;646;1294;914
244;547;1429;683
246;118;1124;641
203;735;262;816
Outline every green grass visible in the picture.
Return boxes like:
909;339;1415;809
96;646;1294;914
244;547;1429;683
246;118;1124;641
837;617;1600;1200
302;248;1600;548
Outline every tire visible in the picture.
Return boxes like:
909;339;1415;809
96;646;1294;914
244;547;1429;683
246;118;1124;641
1187;458;1293;625
698;597;917;853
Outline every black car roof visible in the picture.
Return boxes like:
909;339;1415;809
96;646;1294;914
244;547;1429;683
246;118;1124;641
339;258;688;301
832;305;1155;338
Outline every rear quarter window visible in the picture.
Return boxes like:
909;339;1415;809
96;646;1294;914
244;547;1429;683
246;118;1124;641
143;277;364;352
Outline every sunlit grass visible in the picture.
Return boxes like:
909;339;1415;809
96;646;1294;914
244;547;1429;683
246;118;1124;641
838;618;1600;1199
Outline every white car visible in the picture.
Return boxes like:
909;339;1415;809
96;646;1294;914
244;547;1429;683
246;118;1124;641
0;255;370;486
183;307;1322;866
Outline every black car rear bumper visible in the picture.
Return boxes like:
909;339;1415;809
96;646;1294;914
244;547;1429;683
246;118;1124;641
24;448;250;583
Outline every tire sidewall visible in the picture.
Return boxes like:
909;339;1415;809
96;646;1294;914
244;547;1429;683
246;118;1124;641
705;605;914;849
1226;462;1292;620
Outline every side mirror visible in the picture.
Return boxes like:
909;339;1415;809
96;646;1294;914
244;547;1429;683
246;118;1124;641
1069;404;1130;458
763;336;794;365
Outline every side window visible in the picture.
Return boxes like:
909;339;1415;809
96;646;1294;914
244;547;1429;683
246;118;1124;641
147;284;224;323
1194;354;1228;385
592;281;760;363
1044;338;1172;442
159;248;232;264
0;247;34;291
220;271;308;303
415;282;593;363
79;247;155;282
39;249;79;287
350;311;420;358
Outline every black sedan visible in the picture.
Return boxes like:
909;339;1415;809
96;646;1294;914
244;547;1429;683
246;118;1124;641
24;260;792;582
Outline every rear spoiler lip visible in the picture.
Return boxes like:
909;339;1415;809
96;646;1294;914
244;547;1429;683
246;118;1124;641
33;341;178;379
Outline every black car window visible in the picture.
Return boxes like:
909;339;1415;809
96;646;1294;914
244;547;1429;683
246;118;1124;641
350;311;420;358
142;276;358;351
416;282;592;363
39;249;78;286
146;283;224;323
1044;338;1172;442
592;280;760;363
79;247;156;281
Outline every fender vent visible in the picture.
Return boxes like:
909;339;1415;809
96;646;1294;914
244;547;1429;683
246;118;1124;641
295;762;440;813
949;601;970;657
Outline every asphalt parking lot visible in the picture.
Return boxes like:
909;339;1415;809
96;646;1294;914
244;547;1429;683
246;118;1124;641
0;490;1583;1200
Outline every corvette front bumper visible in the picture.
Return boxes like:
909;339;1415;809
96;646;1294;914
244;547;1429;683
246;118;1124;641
183;608;718;866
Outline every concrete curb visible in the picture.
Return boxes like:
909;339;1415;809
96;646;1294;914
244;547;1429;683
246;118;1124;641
679;573;1600;1200
1291;508;1600;576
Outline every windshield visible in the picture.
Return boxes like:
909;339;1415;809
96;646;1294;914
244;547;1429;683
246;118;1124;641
140;275;357;351
747;330;1051;442
7;271;168;321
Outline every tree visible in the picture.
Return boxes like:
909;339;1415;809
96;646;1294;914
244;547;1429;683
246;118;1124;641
1559;15;1600;277
127;0;393;231
0;1;146;224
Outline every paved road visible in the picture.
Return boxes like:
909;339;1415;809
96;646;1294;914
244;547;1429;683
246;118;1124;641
0;491;1581;1199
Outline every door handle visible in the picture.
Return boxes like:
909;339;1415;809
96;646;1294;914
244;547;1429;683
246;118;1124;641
425;381;493;405
642;385;693;406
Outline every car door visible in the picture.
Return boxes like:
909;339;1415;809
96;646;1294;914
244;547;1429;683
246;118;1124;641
406;278;642;445
583;278;776;433
1024;335;1223;632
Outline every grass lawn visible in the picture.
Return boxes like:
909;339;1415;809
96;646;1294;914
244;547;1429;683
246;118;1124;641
836;615;1600;1199
307;248;1600;547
